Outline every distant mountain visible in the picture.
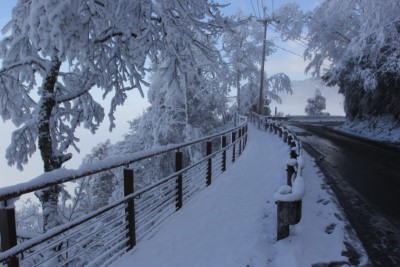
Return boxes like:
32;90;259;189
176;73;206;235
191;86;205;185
273;77;345;116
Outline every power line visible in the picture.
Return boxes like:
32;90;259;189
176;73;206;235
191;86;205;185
269;22;309;46
271;43;332;69
256;0;262;19
271;44;304;58
267;24;308;49
250;0;258;19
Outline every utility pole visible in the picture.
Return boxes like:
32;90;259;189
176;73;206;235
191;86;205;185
258;17;268;114
257;4;277;115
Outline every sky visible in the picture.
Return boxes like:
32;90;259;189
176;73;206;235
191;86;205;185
0;0;324;188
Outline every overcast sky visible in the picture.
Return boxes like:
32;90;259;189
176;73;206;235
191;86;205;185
0;0;321;188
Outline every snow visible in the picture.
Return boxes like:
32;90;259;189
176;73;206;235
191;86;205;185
336;116;400;144
111;124;368;267
274;176;305;202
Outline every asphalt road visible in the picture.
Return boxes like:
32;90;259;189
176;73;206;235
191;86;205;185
286;121;400;267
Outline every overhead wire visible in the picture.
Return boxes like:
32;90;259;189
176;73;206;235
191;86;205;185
271;44;304;58
248;0;332;72
250;0;258;19
256;0;262;19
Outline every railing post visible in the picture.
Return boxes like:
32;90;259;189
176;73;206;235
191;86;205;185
238;128;242;156
0;201;19;267
245;125;248;146
206;141;212;186
123;168;136;250
221;136;227;172
232;132;236;163
287;134;293;146
242;126;246;149
175;151;183;210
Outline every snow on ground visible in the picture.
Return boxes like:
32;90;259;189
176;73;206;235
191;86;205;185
111;124;368;267
336;116;400;144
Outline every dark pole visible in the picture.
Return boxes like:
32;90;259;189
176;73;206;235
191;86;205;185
123;168;136;250
175;151;183;210
0;201;19;267
258;18;268;114
221;136;227;172
232;132;236;163
206;141;212;186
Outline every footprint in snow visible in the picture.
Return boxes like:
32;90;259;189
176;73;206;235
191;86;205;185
316;199;330;205
325;223;337;234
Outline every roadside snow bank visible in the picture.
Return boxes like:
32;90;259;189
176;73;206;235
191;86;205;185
336;116;400;143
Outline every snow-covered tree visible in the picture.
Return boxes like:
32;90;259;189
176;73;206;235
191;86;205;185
0;0;234;231
222;12;293;115
59;140;115;220
222;15;265;114
240;70;292;115
305;89;326;115
302;0;400;120
110;35;230;188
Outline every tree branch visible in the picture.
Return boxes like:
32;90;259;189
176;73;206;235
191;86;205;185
0;57;47;74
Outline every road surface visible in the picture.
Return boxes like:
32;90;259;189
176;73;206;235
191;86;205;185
286;121;400;267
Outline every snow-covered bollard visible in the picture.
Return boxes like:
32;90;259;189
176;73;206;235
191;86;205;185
287;134;293;146
286;157;297;186
278;127;283;138
264;121;269;131
283;130;288;143
297;155;305;177
274;176;306;241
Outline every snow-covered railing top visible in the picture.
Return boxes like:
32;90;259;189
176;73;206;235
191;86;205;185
0;119;247;202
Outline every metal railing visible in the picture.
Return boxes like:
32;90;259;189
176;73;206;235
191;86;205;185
0;118;248;267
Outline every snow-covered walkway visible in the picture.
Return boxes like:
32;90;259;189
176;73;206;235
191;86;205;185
111;125;367;267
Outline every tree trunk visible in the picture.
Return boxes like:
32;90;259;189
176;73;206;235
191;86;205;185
35;58;66;233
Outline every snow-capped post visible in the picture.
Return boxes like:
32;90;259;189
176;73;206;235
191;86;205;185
123;168;137;250
0;200;19;267
175;151;183;210
221;136;227;172
290;147;298;160
274;176;305;241
274;124;278;135
278;127;283;138
283;130;288;143
290;140;297;150
206;141;212;186
232;132;237;163
286;158;297;186
287;134;293;146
